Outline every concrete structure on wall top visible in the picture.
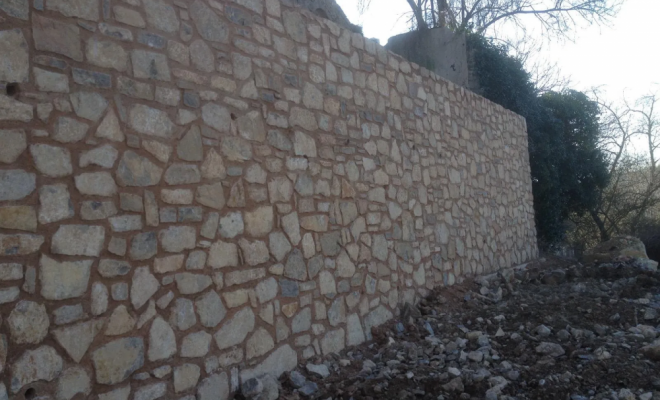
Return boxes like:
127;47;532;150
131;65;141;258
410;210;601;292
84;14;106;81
0;0;538;398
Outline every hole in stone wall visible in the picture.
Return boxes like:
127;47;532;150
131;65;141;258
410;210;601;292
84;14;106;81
6;82;19;97
24;388;36;400
315;8;329;19
230;113;237;120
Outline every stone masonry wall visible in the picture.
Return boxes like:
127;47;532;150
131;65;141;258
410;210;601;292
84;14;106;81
0;0;538;398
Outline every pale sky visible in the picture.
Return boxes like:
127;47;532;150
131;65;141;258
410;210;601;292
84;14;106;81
335;0;660;101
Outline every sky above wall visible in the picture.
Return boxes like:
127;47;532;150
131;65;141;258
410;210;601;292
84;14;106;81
335;0;659;102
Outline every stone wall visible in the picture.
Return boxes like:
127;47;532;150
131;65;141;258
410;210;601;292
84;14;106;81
0;0;538;398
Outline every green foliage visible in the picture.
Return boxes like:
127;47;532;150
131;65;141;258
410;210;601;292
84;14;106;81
467;34;609;248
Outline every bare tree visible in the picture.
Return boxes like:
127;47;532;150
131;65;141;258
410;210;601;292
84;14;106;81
398;0;622;40
572;88;660;245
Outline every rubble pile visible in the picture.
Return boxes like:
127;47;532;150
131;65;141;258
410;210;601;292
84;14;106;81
248;256;660;399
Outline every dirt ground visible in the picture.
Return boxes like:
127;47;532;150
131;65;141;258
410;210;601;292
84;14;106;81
276;257;660;400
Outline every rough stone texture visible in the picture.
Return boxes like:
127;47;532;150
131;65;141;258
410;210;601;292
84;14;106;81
0;1;537;396
11;346;63;394
92;338;144;384
8;300;49;344
40;255;92;300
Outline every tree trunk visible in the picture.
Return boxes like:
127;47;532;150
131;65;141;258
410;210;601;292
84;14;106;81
406;0;429;29
590;209;610;242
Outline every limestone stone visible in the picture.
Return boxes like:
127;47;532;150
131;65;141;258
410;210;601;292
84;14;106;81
246;328;275;359
176;273;212;294
269;231;292;261
256;277;278;303
223;289;249;308
319;271;336;296
300;215;328;232
39;254;92;300
0;0;28;19
239;239;270;266
201;149;226;179
282;212;301;245
56;366;91;400
134;383;166;400
197;373;230;400
51;225;104;256
245;206;274;237
294;131;317;157
283;10;307;43
91;282;108;316
240;344;297;381
202;103;231;132
190;39;214;72
80;144;119;168
292;307;312;333
174;364;200;393
143;0;179;33
221;136;253;161
237;111;266;143
116;150;164;187
132;50;170;81
54;116;88;143
219;212;244;238
130;231;157;260
159;225;196;252
113;5;145;27
0;95;32;122
321;328;345;355
0;287;19;304
8;300;49;344
170;298;197;330
129;104;175;137
208;240;238;268
34;67;69;93
0;206;37;232
345;313;365;346
47;0;99;21
0;130;26;164
372;234;388;261
32;15;82;61
0;233;44;255
96;109;124;142
30;144;72;177
75;172;117;196
0;263;22;281
295;174;314;196
195;290;226;328
190;0;228;43
364;305;393;339
70;91;108;121
106;305;136;336
52;304;84;326
328;297;347;327
92;337;144;384
214;307;255;350
0;29;29;83
181;331;212;357
268;176;293;203
53;319;103;363
196;182;226;210
165;163;201;185
285;249;307;281
153;255;183;274
98;386;130;400
148;317;177;361
320;231;341;256
178;126;204;161
10;346;63;394
131;266;160;310
0;170;32;202
336;250;356;278
290;107;318;131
